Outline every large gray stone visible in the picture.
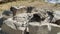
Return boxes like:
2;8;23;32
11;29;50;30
2;24;24;34
28;22;60;34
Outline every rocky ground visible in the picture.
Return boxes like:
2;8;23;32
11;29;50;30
0;0;60;34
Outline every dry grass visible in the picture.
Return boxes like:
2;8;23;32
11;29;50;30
0;0;60;12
